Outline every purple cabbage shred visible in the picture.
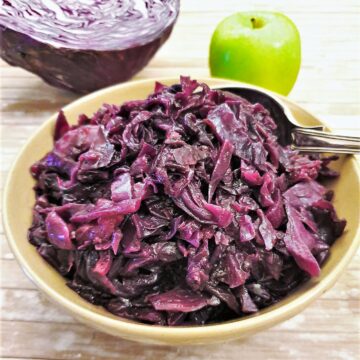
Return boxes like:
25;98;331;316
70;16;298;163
28;77;346;325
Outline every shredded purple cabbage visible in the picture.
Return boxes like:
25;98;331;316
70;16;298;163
28;77;346;325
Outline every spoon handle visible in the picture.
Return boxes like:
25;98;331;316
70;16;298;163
291;128;360;154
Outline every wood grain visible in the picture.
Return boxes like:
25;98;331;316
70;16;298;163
1;0;359;359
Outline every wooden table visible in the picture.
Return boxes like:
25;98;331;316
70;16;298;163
1;1;359;359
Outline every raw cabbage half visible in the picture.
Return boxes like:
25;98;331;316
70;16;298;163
0;0;180;93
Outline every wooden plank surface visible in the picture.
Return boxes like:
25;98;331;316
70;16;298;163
0;0;359;359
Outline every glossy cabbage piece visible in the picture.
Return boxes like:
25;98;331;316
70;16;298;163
28;77;346;326
0;1;179;93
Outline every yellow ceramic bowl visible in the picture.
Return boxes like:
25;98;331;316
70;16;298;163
3;78;360;345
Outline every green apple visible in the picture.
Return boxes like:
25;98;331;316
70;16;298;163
209;11;301;95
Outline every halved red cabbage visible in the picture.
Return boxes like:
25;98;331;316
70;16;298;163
0;0;179;93
28;77;346;326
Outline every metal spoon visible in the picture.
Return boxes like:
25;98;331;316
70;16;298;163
216;86;360;154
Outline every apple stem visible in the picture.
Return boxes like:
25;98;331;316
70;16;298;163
250;17;263;29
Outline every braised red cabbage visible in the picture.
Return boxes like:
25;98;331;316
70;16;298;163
0;0;179;93
28;77;346;325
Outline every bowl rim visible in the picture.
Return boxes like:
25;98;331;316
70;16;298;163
3;76;360;342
